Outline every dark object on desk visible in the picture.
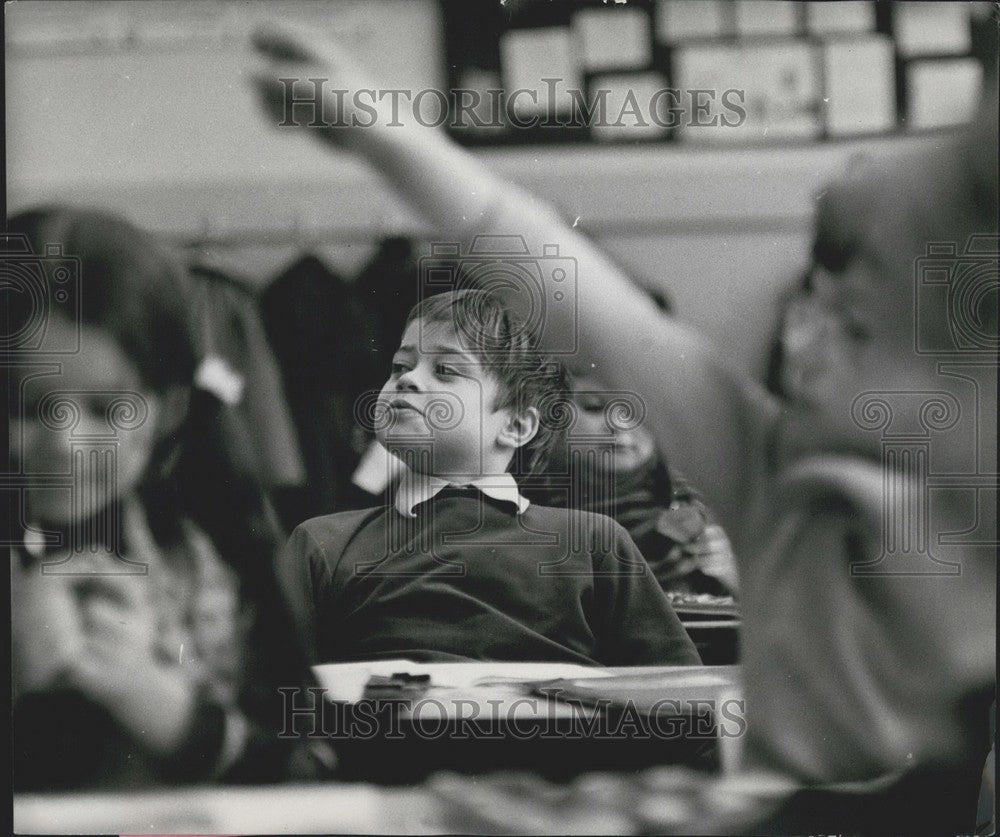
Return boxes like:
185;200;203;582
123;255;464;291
666;592;738;620
362;673;432;704
331;714;718;785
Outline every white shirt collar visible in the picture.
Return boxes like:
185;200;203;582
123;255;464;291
394;469;531;518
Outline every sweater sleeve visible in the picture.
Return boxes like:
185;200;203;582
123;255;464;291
277;512;376;663
590;514;702;666
277;522;336;665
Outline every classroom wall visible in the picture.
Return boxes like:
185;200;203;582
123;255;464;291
6;3;944;380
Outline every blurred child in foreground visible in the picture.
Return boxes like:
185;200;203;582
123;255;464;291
8;208;328;789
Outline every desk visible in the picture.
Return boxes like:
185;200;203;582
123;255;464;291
309;662;742;783
15;665;744;833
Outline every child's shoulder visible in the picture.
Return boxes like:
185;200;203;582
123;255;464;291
523;502;627;537
290;506;386;548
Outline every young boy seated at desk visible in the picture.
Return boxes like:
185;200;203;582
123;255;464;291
279;290;700;667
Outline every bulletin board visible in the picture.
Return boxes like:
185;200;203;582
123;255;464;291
438;0;998;146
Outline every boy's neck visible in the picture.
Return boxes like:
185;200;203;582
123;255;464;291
404;451;517;485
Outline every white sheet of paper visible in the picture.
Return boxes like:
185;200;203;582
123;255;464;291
674;41;821;142
907;58;982;130
823;36;895;135
574;7;652;71
894;1;971;58
734;0;799;37
500;27;581;117
15;785;398;835
655;0;729;42
805;1;875;35
351;439;402;495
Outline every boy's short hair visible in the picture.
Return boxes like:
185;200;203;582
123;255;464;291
405;290;569;476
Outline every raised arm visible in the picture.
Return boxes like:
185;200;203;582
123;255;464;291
251;24;778;551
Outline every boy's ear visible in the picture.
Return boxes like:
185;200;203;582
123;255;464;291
498;406;540;451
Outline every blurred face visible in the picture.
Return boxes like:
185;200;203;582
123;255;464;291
9;316;166;526
776;258;944;463
376;318;515;478
569;377;656;474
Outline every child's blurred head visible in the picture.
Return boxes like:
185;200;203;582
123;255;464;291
778;119;997;468
376;289;567;480
7;207;197;525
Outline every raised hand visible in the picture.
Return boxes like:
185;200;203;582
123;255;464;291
250;21;387;144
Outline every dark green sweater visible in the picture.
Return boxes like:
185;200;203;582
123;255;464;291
280;489;700;666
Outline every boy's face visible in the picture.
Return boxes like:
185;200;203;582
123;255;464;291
376;317;516;478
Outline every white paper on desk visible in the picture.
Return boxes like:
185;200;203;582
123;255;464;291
15;784;397;835
313;660;612;702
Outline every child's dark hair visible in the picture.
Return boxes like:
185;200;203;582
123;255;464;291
405;289;569;476
5;206;198;393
